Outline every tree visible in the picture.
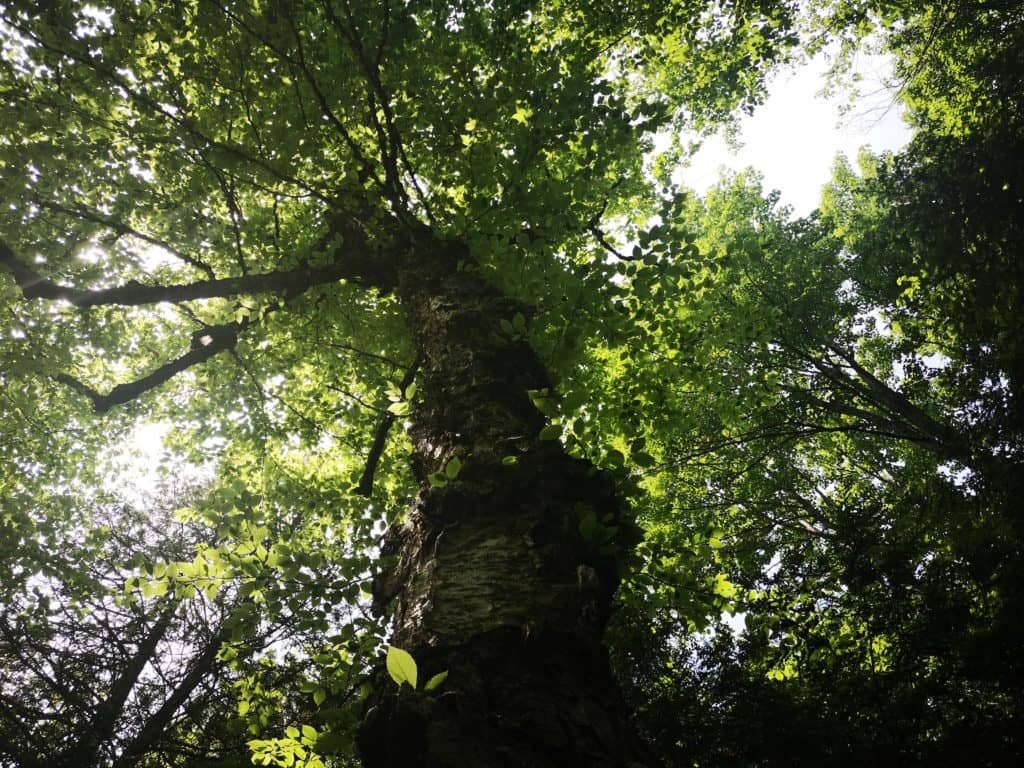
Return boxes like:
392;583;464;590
606;168;1024;766
4;0;1023;765
0;1;799;766
599;1;1024;763
0;435;375;768
1;492;239;768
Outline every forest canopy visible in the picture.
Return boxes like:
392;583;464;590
1;1;1022;766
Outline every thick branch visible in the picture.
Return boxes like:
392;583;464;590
1;237;383;307
783;341;976;465
790;389;928;445
56;321;242;413
825;341;965;450
111;627;227;768
62;603;177;766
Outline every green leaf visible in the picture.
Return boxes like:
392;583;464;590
386;646;418;689
578;511;600;541
604;449;625;468
313;688;327;706
539;425;561;441
512;103;532;125
424;670;448;692
387;401;410;416
428;472;449;488
501;455;519;466
632;451;656;468
141;578;168;598
315;731;351;754
445;457;462;479
712;574;737;599
528;389;557;416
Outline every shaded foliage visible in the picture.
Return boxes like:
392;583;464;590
608;2;1024;765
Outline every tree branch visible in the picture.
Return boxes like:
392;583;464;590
209;0;384;193
63;603;178;766
320;0;435;227
34;201;216;278
356;354;421;496
588;223;636;261
111;625;228;768
1;12;334;204
584;196;635;261
55;321;243;413
825;341;965;452
1;231;393;308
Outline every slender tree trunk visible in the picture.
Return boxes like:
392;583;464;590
56;604;176;768
358;239;648;767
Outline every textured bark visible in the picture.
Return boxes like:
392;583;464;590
358;240;648;767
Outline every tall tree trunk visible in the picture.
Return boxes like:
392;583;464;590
358;239;647;767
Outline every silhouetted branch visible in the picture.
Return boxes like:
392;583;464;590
35;201;217;278
111;626;228;768
1;237;386;307
55;321;242;413
356;354;421;497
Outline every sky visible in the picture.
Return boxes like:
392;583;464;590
674;50;913;217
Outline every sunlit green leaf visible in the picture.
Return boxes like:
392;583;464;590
386;646;418;689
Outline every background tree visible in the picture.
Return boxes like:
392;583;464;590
601;1;1024;764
